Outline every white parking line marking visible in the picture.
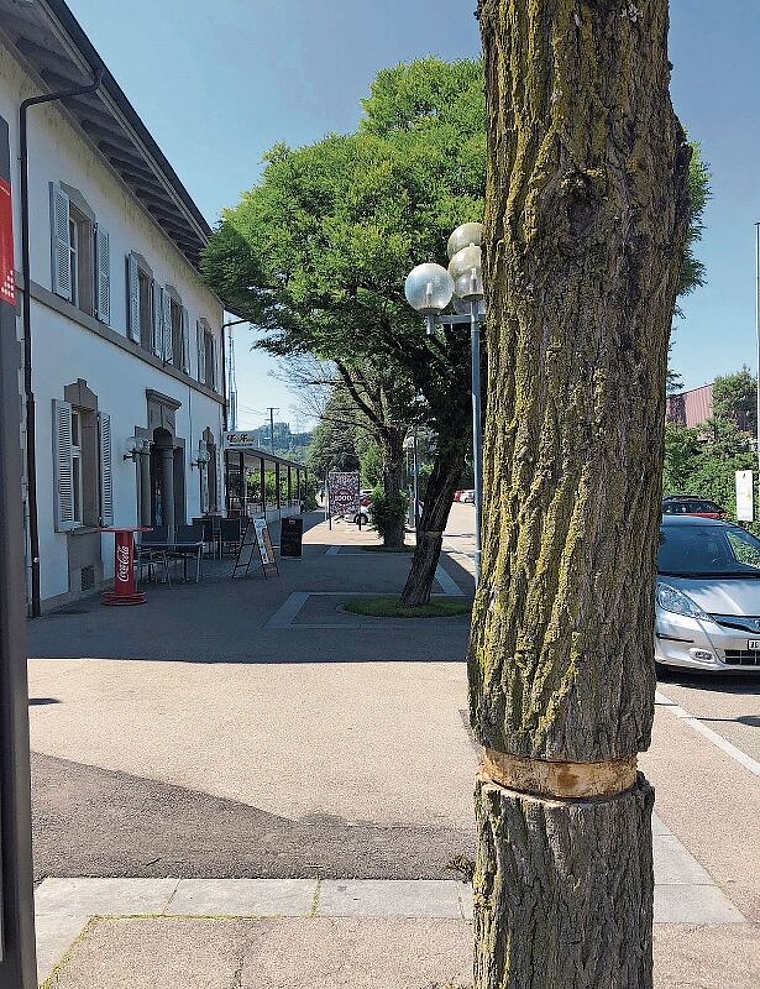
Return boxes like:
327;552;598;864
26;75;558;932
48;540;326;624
264;592;311;628
655;689;760;778
435;565;465;597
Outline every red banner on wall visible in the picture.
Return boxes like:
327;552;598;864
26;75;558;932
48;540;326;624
0;177;15;306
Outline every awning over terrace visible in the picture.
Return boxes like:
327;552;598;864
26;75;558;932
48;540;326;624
223;432;307;521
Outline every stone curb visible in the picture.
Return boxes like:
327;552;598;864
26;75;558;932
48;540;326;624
35;871;744;984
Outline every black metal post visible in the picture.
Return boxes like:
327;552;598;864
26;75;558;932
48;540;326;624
287;466;292;508
260;458;266;516
0;113;37;988
275;463;281;509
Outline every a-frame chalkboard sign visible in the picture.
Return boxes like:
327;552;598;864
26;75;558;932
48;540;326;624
232;519;279;579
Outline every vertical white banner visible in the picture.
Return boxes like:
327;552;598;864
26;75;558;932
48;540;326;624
736;470;754;522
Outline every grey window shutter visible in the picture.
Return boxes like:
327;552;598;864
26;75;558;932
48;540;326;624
127;253;140;341
152;283;163;357
210;335;217;390
163;291;173;363
52;399;75;531
196;320;206;384
181;307;190;373
50;183;72;301
95;225;110;324
98;412;113;526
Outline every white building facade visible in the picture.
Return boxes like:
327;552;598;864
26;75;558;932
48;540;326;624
0;0;226;612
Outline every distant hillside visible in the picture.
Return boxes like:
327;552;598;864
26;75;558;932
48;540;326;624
245;422;312;462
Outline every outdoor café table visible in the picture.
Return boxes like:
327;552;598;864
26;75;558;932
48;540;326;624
144;541;205;583
97;526;153;605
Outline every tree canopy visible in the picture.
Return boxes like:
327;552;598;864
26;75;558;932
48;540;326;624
202;57;485;433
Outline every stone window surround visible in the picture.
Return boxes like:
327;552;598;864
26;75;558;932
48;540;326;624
17;272;223;407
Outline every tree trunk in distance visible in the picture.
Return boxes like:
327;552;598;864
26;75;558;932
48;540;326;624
380;430;406;548
399;443;464;606
470;2;690;987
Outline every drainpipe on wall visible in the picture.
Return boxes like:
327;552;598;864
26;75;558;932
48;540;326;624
20;69;103;617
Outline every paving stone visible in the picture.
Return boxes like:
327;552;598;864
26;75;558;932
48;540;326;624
318;879;461;918
654;883;745;924
35;911;89;984
166;878;316;917
654;834;714;885
35;878;178;918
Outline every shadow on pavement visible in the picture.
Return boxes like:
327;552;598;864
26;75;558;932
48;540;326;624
32;752;475;882
27;514;473;665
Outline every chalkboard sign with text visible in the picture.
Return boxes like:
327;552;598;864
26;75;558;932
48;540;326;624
280;516;304;558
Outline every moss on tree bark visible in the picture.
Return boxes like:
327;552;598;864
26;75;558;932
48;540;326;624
469;1;690;985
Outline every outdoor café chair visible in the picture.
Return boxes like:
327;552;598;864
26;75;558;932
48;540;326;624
171;524;205;582
136;528;172;587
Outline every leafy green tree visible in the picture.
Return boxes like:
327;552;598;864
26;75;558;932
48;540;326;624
676;143;710;301
202;57;484;597
712;366;756;435
663;424;704;493
307;389;361;479
663;369;758;526
668;143;711;390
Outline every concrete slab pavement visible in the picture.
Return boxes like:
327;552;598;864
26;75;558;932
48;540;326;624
37;877;753;989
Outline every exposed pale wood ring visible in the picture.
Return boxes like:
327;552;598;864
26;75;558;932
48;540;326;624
481;747;638;800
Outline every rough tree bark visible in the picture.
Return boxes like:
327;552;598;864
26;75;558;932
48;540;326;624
398;442;465;606
469;2;690;987
379;429;407;548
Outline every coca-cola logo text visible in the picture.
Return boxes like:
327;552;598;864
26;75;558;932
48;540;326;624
116;544;131;584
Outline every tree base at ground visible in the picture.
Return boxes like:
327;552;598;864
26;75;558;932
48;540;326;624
473;774;654;989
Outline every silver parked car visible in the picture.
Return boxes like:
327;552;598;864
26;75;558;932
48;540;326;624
656;515;760;672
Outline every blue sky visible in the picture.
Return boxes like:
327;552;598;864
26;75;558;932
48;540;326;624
66;0;760;428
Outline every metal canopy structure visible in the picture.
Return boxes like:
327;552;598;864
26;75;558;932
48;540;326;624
0;0;211;269
223;433;307;518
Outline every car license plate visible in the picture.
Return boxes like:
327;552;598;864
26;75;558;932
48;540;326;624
748;640;760;650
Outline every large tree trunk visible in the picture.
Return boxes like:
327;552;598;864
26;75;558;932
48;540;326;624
398;443;464;606
379;429;406;548
469;2;690;987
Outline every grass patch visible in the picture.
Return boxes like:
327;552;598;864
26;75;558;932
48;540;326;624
361;544;415;553
344;596;471;619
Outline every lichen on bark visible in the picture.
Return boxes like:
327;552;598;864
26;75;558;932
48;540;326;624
469;0;691;763
469;1;690;986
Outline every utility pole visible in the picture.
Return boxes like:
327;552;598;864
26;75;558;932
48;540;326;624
267;407;279;455
0;112;37;988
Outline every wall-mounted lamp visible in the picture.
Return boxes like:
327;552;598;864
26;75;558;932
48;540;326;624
124;436;150;462
191;445;211;471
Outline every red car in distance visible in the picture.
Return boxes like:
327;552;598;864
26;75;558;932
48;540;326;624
662;495;726;520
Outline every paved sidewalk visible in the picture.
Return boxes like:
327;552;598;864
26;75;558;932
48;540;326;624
35;857;747;988
28;510;760;987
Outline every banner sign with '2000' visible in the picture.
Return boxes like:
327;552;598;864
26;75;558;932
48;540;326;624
328;471;360;517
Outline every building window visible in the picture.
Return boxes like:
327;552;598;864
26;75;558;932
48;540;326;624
51;184;110;323
71;409;84;525
53;390;113;532
68;205;94;314
170;296;184;369
138;268;153;350
204;330;215;389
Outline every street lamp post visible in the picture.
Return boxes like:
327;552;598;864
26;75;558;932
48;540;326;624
404;223;485;585
755;221;760;473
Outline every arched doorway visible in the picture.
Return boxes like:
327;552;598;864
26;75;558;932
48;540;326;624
149;427;185;533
